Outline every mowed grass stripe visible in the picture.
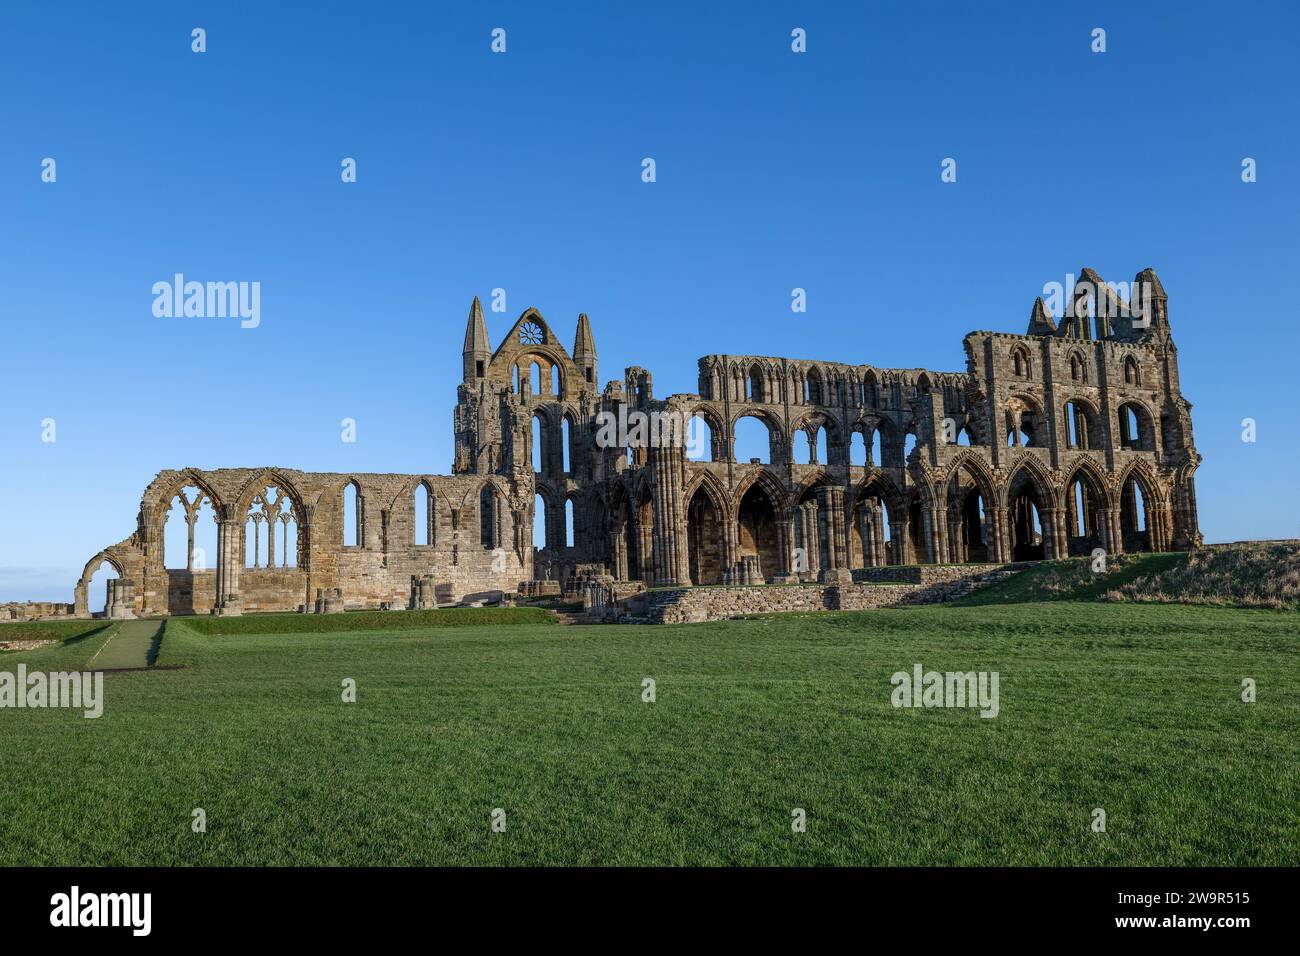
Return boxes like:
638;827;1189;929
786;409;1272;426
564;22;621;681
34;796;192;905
0;602;1296;866
88;620;164;669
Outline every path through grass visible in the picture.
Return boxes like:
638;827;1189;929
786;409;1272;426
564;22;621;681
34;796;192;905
88;620;164;669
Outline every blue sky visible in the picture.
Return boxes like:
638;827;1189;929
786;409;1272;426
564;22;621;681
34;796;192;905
2;1;1298;601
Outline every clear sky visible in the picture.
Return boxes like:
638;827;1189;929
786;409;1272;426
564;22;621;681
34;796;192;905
2;1;1298;602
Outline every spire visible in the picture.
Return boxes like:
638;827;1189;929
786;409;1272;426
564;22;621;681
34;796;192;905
1131;267;1169;335
573;313;595;358
1026;297;1057;336
572;312;597;388
462;296;490;382
463;296;489;354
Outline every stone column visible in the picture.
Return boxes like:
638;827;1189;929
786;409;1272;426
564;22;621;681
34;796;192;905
871;502;887;566
991;506;1010;563
817;486;853;584
650;447;687;586
212;504;243;616
1106;509;1124;555
1045;507;1067;559
797;500;821;579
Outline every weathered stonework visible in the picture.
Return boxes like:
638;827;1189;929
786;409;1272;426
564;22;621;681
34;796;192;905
74;266;1200;618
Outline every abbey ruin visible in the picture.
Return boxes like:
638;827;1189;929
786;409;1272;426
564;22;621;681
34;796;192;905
72;266;1201;618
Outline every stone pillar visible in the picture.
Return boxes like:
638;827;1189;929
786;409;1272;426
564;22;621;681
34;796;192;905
1046;508;1067;559
928;506;946;565
610;530;627;581
796;500;821;580
650;447;688;586
1106;509;1124;555
816;486;853;584
212;505;243;616
872;502;887;566
266;508;277;569
991;506;1010;563
105;579;136;619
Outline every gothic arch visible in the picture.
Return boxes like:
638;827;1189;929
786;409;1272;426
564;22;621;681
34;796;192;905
152;469;225;514
235;469;307;515
999;455;1054;510
733;467;790;523
683;470;732;524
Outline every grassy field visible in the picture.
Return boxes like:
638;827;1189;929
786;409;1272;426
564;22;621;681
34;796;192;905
1;599;1296;866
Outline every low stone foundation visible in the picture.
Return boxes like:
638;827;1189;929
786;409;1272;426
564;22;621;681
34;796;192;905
587;564;1026;624
1;602;76;622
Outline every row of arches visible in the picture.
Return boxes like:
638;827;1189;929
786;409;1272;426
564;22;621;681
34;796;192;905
712;362;942;410
1004;397;1159;452
598;457;1164;586
1009;345;1143;386
163;483;299;570
686;411;918;468
667;394;1163;470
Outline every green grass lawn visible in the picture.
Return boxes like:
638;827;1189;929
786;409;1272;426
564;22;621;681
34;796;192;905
1;602;1296;866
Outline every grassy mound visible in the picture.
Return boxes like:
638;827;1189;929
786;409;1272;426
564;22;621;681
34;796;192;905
182;606;556;635
1107;542;1300;609
957;553;1188;606
960;542;1300;610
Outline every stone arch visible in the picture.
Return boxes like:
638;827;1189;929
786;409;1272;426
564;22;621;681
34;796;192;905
804;365;826;405
945;456;996;563
1003;459;1053;560
160;480;220;572
747;362;768;403
1117;459;1161;552
861;368;879;408
1063;459;1111;556
74;550;127;618
153;469;225;517
234;471;307;566
411;478;435;546
849;473;904;567
234;469;307;517
1010;343;1033;379
1005;394;1046;448
1067;349;1089;383
685;473;728;585
791;410;841;466
871;416;899;467
479;480;505;550
1116;400;1157;451
1061;395;1102;450
730;407;785;464
684;402;726;462
735;474;783;582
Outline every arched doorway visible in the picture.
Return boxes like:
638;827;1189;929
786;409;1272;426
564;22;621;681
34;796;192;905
686;486;724;585
1007;469;1046;560
851;483;894;567
736;483;780;581
1065;467;1108;556
1120;472;1154;552
947;465;990;563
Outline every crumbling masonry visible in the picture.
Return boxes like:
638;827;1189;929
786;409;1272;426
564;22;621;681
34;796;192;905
75;266;1201;617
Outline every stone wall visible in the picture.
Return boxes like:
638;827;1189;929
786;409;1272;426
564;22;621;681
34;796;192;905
622;563;1021;624
1;602;76;622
